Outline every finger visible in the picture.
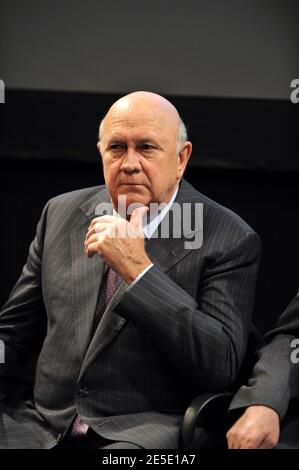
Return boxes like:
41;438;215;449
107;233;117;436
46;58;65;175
85;223;109;243
227;425;257;449
258;434;278;449
227;438;236;449
85;239;104;258
84;233;100;254
226;436;234;449
89;215;117;228
240;433;264;449
226;432;241;449
130;206;148;231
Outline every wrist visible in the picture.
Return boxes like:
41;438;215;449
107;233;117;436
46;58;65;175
124;259;152;284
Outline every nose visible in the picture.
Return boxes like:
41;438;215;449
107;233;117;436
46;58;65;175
120;148;142;174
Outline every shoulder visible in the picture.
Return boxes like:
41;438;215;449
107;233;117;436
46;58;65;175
180;178;258;237
179;179;261;256
39;185;109;232
47;185;107;208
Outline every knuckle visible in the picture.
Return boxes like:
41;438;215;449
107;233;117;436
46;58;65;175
264;435;278;448
242;433;260;449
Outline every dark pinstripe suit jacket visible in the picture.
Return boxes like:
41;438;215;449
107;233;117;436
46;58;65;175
0;178;261;448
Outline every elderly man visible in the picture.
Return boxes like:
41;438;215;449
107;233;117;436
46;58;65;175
0;91;261;449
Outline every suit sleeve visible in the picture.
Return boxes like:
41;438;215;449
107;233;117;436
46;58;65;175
0;202;49;386
114;230;261;390
229;293;299;419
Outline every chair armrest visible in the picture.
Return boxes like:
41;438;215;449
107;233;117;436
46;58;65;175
181;392;233;448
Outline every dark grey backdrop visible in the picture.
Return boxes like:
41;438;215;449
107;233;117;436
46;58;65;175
0;1;298;333
1;0;298;99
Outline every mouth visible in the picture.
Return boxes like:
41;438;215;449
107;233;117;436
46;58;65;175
119;183;144;186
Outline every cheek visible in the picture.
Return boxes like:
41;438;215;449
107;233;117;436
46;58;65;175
103;160;119;182
158;160;178;180
146;161;177;182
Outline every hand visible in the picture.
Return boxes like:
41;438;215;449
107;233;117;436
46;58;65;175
84;206;152;284
226;405;280;449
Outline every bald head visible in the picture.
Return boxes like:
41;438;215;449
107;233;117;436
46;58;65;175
97;90;192;209
106;91;180;121
99;91;187;151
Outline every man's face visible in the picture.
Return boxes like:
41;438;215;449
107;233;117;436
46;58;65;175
98;97;191;211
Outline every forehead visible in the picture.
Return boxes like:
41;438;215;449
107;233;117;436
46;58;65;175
102;106;178;141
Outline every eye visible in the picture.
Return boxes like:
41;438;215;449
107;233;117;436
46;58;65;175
139;143;155;151
109;143;126;151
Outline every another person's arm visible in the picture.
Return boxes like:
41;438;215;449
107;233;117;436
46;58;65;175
227;293;299;448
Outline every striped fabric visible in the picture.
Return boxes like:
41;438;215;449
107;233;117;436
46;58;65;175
0;178;261;448
71;267;123;437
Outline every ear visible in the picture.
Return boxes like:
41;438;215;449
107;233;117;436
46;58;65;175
97;141;102;155
177;141;192;178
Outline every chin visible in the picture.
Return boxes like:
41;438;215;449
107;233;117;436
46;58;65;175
115;191;150;212
126;194;150;207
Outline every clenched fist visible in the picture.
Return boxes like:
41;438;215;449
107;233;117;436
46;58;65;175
226;405;280;449
84;206;152;284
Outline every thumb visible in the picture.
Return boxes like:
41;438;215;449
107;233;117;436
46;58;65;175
130;206;149;231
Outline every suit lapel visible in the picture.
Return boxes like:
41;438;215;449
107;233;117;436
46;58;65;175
78;283;128;381
70;187;113;358
78;179;202;379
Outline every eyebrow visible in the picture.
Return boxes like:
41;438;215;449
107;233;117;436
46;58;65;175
106;137;161;146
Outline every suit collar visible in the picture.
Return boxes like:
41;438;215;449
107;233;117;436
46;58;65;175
79;185;111;221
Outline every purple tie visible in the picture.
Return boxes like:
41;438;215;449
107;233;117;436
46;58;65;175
71;267;122;438
94;267;123;327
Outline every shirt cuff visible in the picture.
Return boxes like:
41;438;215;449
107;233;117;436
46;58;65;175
127;263;154;291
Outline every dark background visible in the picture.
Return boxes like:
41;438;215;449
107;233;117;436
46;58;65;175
0;0;298;333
